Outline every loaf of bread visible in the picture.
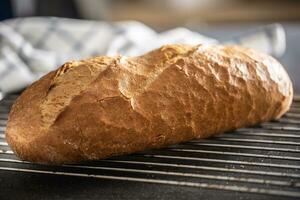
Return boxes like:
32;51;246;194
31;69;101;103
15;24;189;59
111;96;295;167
5;44;293;164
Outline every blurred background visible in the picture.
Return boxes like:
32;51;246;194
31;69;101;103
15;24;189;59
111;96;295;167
0;0;300;93
1;0;300;28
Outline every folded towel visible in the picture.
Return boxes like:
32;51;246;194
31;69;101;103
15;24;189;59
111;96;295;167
0;17;285;94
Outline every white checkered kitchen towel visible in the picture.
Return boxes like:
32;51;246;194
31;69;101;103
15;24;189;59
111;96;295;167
0;17;286;95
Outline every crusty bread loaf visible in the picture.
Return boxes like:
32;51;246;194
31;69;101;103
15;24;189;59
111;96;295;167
5;44;293;164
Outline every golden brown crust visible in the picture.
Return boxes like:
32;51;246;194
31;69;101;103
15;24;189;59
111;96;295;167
5;44;293;164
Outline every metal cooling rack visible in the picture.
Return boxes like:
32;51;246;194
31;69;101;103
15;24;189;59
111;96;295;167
0;94;300;199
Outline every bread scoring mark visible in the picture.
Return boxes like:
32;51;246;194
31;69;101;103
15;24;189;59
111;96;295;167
54;61;80;80
47;61;80;93
118;45;199;99
41;57;114;128
161;44;199;60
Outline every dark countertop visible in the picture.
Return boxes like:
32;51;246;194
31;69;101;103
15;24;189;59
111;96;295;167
0;171;288;200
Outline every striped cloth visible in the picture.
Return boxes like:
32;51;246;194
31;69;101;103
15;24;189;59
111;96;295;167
0;17;285;94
